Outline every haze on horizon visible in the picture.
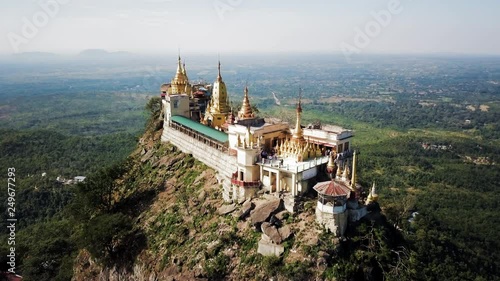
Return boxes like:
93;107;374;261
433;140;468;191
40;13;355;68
1;0;499;56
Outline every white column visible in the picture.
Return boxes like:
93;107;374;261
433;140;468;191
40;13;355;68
259;164;263;182
276;170;281;195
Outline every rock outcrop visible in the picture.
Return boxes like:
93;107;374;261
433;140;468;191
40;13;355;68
217;204;237;215
237;200;255;220
250;199;283;226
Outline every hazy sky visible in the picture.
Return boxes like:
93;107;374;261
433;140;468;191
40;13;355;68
1;0;499;55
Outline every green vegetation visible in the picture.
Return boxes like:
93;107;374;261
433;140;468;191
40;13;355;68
1;55;499;280
0;129;136;178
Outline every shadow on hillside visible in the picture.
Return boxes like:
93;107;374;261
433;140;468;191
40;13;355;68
110;182;167;270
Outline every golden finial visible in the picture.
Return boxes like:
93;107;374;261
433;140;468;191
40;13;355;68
327;151;335;168
336;162;343;178
366;182;379;204
326;151;337;177
342;160;350;181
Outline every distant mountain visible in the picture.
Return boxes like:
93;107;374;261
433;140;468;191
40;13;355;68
78;49;134;57
78;49;110;56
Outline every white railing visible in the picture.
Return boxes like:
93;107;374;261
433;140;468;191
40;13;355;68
259;156;329;172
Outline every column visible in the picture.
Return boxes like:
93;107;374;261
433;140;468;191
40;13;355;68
259;164;263;182
276;170;281;196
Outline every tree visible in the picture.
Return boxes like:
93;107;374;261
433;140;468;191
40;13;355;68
81;212;133;264
146;96;162;120
76;162;127;214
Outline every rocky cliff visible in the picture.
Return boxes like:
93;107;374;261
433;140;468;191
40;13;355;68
71;109;404;281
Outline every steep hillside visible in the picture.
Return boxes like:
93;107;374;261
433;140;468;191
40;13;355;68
70;107;407;281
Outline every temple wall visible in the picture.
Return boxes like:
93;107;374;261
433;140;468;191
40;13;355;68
316;208;348;236
161;126;237;201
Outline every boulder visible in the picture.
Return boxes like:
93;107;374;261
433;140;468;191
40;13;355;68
197;190;206;202
275;210;289;221
250;199;283;226
217;204;237;215
141;149;154;162
237;200;254;220
261;222;282;244
278;225;292;241
269;215;282;227
261;223;293;244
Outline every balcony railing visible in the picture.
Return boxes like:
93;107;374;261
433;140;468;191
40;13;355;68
259;156;330;172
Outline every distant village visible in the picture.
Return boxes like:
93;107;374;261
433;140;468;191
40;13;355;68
28;173;86;185
56;175;86;185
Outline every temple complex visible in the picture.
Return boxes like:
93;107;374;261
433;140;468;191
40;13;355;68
160;56;378;236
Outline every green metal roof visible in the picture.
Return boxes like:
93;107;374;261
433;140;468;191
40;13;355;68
171;115;229;143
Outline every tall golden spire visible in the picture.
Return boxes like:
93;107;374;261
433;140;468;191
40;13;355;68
176;54;182;75
211;59;228;112
217;60;222;82
238;86;254;120
292;89;304;143
204;59;229;128
351;151;357;190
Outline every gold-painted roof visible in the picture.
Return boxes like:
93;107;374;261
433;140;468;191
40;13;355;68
209;60;230;114
172;55;188;85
